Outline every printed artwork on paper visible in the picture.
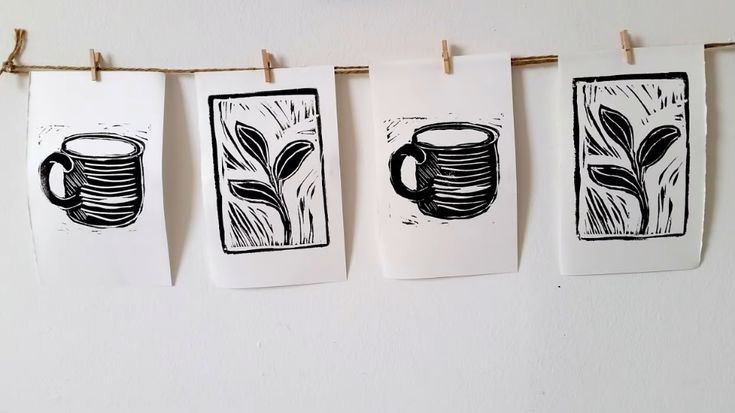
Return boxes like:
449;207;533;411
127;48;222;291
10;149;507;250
37;127;148;230
208;89;329;254
574;73;689;240
385;116;503;225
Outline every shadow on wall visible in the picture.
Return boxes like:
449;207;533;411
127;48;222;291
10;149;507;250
162;75;198;284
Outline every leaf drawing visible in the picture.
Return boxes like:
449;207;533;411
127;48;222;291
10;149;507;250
211;91;328;254
599;105;634;155
226;130;315;245
637;125;681;172
587;105;681;235
588;165;640;198
274;140;314;182
575;75;689;240
234;121;270;171
229;179;281;211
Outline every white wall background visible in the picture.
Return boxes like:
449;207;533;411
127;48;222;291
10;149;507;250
1;1;734;411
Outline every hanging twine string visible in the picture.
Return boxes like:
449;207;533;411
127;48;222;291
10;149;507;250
1;29;733;77
0;28;26;76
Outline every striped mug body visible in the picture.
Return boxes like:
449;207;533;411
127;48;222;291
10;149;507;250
39;133;145;229
389;122;499;220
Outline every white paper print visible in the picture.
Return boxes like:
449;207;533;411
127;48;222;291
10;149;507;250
196;67;346;288
559;46;706;275
371;54;518;279
27;72;171;285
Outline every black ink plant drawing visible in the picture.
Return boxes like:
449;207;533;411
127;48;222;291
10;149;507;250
388;121;500;221
39;132;145;229
209;89;329;254
226;122;313;244
574;73;689;240
588;105;680;234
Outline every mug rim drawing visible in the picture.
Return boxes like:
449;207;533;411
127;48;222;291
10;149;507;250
61;132;143;160
412;121;499;148
389;121;500;220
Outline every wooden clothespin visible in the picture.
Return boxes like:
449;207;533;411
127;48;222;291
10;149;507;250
441;40;451;74
619;30;634;64
89;48;102;81
261;49;273;83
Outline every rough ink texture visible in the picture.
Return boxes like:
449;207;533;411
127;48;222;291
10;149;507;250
573;73;690;240
38;133;145;229
209;89;329;254
388;121;500;221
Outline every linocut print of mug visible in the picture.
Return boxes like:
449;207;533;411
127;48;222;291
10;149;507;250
26;71;171;286
371;54;517;278
385;116;503;225
39;132;146;229
389;121;500;221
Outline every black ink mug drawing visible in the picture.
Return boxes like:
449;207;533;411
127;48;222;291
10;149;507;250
39;133;145;229
389;122;499;220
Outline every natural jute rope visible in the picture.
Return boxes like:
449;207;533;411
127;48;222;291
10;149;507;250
0;28;26;75
0;28;733;77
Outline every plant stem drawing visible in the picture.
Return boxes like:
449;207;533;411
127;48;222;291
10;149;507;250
589;105;681;234
573;73;689;240
226;122;313;244
209;89;329;254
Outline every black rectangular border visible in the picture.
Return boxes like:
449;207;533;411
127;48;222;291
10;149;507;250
572;72;690;241
207;88;331;254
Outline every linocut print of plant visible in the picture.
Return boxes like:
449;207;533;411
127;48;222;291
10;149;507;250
209;89;329;253
573;73;689;240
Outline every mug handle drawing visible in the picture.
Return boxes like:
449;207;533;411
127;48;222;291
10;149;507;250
39;152;82;209
389;143;433;201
